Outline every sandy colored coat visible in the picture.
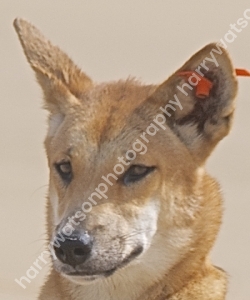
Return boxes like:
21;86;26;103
14;19;238;300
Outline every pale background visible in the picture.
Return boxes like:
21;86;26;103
0;1;249;299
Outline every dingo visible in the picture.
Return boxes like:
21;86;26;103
14;19;239;300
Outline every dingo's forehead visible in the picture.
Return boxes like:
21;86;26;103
77;80;156;142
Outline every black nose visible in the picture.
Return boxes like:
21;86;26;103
53;231;92;267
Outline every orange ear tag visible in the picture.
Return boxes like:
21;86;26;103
178;71;213;98
235;68;250;76
178;69;250;99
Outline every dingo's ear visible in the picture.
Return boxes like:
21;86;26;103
150;43;238;164
13;18;92;115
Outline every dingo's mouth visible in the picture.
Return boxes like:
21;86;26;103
61;245;144;280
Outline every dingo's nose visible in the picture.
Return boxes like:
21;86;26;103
53;232;92;267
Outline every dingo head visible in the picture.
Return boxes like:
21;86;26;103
14;19;237;286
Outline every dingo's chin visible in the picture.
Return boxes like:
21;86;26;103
64;274;105;285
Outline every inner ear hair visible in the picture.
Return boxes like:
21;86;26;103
149;43;238;164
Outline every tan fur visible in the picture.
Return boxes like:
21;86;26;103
14;18;238;300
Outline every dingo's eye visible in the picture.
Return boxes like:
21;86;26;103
123;165;155;185
55;161;72;183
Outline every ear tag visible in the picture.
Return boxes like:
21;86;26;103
235;68;250;76
178;69;250;99
178;71;213;99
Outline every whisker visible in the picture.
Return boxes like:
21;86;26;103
29;184;48;202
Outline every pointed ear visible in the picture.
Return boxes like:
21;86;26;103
149;43;238;164
13;18;92;115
